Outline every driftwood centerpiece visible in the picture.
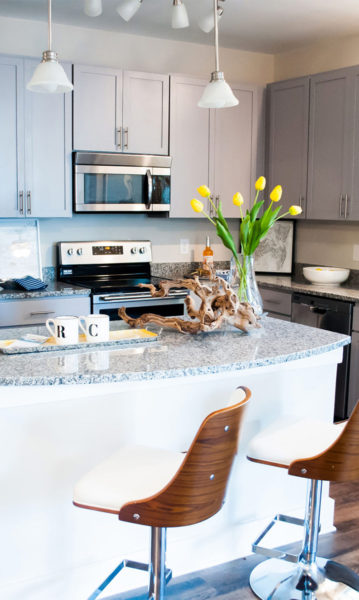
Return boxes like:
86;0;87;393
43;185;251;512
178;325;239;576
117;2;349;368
118;269;261;334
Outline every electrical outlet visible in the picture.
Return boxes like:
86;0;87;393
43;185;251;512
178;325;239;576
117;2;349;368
180;239;190;255
353;245;359;261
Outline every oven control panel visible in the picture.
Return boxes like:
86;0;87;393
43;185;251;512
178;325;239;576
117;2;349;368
58;241;152;266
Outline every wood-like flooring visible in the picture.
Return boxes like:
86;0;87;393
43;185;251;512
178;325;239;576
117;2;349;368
109;481;359;599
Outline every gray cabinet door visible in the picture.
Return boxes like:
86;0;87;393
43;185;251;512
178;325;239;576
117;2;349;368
267;77;309;218
307;68;356;220
122;71;169;155
24;60;72;218
169;76;210;218
0;56;24;218
349;69;359;220
211;84;260;217
73;64;122;152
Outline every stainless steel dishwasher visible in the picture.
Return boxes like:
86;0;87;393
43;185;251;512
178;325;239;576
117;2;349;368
291;292;352;421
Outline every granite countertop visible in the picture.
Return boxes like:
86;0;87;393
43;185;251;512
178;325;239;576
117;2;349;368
0;282;91;300
0;319;350;386
257;275;359;303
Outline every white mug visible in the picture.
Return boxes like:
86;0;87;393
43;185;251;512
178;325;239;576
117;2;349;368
79;314;110;343
46;316;79;346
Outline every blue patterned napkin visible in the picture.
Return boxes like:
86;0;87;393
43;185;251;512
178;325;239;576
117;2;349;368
13;276;48;291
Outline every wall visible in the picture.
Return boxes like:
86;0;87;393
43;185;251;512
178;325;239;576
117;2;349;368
274;36;359;270
0;15;273;267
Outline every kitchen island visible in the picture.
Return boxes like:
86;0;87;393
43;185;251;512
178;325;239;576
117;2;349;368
0;319;350;600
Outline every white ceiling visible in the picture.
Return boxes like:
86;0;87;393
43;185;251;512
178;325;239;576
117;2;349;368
1;0;359;54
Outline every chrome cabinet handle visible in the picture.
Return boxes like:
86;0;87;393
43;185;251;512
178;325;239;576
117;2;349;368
18;190;24;215
26;191;31;215
215;194;220;209
123;127;129;150
208;195;214;217
116;127;122;148
345;194;350;218
29;311;56;316
146;169;153;210
339;195;345;217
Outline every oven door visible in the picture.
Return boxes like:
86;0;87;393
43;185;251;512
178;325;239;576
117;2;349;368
74;165;170;213
92;297;185;321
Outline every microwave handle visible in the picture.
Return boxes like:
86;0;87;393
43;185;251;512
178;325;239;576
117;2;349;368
146;169;153;210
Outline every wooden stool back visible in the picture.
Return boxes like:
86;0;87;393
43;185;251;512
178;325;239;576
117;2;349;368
289;401;359;482
118;386;251;527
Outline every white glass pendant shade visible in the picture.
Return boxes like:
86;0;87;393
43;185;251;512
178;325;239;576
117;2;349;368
198;9;223;33
172;0;189;29
84;0;103;17
27;53;73;94
198;74;238;108
117;0;142;21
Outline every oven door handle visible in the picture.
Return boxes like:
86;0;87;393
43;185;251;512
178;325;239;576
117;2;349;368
146;169;153;210
99;294;154;302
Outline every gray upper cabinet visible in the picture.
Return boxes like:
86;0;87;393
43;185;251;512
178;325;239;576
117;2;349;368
210;83;260;217
0;56;24;218
267;77;309;218
73;65;169;155
123;71;169;155
24;59;72;218
169;75;211;218
170;76;262;218
307;68;356;221
0;54;72;219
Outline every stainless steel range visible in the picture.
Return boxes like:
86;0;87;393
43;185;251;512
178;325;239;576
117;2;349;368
57;241;187;320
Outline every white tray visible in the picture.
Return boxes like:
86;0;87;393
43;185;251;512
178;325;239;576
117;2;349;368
0;329;159;355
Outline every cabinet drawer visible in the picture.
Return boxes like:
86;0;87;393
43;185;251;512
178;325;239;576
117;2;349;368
260;287;292;316
353;304;359;331
0;296;90;327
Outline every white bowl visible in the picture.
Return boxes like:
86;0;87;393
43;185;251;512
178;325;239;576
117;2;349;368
303;266;350;286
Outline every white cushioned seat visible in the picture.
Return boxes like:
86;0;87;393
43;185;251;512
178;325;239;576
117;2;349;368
73;445;185;512
247;418;346;467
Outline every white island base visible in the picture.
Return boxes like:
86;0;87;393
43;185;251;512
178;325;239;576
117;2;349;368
0;348;342;600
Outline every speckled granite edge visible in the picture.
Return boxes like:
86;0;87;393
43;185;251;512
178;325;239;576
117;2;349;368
0;283;91;300
152;261;230;279
257;276;359;303
0;335;350;387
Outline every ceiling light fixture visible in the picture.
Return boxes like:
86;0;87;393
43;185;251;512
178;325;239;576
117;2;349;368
198;0;224;34
172;0;189;29
198;0;238;109
117;0;143;22
84;0;103;17
27;0;73;94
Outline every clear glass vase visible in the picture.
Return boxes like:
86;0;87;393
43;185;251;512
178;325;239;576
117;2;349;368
230;254;263;316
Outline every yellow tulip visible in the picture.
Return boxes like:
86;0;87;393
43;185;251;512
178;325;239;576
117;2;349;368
289;205;302;216
255;176;266;191
197;185;211;198
233;192;244;207
191;198;204;213
270;185;282;202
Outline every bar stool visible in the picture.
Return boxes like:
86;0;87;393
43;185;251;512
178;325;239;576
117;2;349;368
246;401;359;599
73;386;251;600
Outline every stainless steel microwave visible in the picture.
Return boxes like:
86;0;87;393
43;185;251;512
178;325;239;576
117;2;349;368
74;152;171;213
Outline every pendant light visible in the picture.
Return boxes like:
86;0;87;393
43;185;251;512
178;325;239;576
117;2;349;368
198;1;224;33
117;0;143;22
27;0;73;94
172;0;189;29
198;0;238;109
84;0;103;17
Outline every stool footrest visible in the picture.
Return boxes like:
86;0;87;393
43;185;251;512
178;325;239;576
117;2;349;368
87;558;172;600
252;513;306;564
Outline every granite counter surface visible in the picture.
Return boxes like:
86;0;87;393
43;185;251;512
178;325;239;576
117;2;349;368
257;276;359;303
0;319;350;386
0;282;91;300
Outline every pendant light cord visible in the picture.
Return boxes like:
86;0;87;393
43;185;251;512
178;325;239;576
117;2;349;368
48;0;52;51
214;0;219;72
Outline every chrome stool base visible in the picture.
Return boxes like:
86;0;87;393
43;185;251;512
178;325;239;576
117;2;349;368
250;557;359;599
